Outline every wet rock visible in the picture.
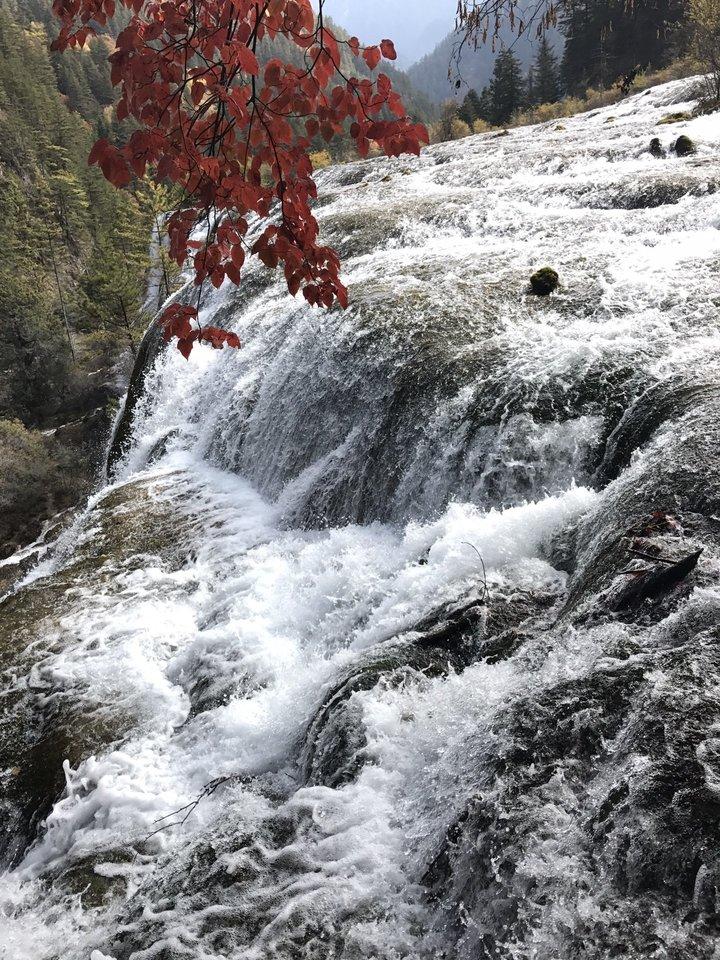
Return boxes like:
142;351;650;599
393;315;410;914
299;588;560;791
581;169;718;209
674;134;697;156
529;267;560;296
649;137;666;158
595;377;720;486
423;662;650;959
567;375;720;621
0;474;199;867
106;319;166;474
424;602;720;958
609;547;703;611
299;595;486;789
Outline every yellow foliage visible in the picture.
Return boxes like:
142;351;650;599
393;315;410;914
451;118;471;139
690;0;720;102
429;116;472;143
310;150;332;170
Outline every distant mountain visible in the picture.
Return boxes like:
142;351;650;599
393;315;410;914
328;0;457;65
318;17;436;124
407;26;563;104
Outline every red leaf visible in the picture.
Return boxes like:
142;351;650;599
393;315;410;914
53;0;418;353
177;338;194;360
236;45;259;75
87;138;110;167
363;46;381;70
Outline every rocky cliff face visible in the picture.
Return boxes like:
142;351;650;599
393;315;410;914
1;77;720;960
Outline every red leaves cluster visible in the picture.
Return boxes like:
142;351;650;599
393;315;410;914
51;0;429;358
161;303;240;359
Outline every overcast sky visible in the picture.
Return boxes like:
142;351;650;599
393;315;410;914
327;0;458;65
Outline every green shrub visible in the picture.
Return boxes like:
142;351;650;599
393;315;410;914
0;419;83;557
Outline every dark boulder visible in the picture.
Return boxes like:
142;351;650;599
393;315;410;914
529;267;560;296
595;377;720;487
649;137;665;158
674;135;697;157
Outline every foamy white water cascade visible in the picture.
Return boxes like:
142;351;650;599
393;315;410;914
1;78;720;959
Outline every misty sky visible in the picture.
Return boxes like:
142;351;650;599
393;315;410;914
327;0;458;65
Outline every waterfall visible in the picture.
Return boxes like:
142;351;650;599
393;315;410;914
2;76;720;960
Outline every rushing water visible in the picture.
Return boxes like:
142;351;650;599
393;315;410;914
1;77;720;959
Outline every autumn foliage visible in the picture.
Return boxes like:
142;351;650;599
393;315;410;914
50;0;429;357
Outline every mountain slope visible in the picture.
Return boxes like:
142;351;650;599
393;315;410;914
329;0;457;64
408;26;562;103
0;2;153;555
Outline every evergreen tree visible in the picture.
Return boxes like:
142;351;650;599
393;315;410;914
0;6;153;421
489;49;526;125
533;36;560;104
526;66;536;107
44;144;90;246
53;49;98;118
86;40;115;104
561;0;689;95
458;88;483;126
476;86;492;122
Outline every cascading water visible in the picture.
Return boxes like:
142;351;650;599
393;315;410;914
1;76;720;959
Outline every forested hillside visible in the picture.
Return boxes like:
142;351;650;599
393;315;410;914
0;2;160;557
561;0;689;91
409;0;691;106
329;0;456;64
408;25;555;104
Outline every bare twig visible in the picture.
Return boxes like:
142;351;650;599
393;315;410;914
461;541;489;602
143;775;238;843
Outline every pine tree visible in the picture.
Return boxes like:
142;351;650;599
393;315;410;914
561;0;689;95
489;49;526;125
0;6;154;419
526;66;536;107
533;37;560;104
476;86;492;122
135;174;183;310
458;88;483;126
44;144;90;246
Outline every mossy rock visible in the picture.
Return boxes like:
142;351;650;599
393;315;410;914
658;111;693;125
674;134;696;157
529;266;560;296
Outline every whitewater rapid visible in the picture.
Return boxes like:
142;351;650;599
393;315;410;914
1;76;720;959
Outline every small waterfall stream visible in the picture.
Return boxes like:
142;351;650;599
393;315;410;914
1;77;720;959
